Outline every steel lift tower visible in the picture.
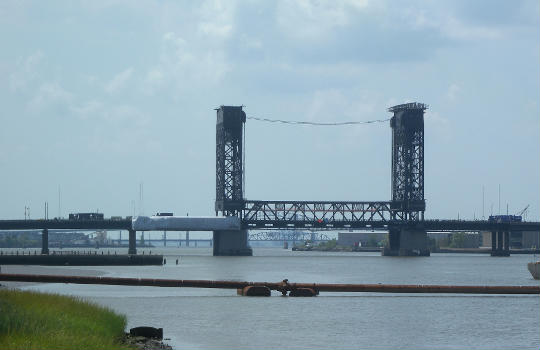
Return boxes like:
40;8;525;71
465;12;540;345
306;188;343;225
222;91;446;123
384;102;430;256
214;106;252;255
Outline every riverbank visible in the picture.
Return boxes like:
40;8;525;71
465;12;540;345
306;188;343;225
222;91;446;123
0;289;132;349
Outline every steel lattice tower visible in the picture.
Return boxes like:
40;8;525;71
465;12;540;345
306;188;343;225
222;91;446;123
215;106;246;216
389;102;427;221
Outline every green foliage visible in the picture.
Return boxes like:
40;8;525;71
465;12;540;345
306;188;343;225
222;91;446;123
0;234;40;248
449;232;468;248
317;239;337;250
438;236;450;248
366;235;379;247
0;290;133;350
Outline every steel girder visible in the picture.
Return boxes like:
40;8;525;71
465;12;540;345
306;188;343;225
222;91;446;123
242;200;393;229
248;230;331;241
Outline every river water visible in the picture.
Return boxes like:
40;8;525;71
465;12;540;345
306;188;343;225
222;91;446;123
15;248;540;349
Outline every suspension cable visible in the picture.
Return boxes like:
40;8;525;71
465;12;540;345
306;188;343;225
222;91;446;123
246;116;390;126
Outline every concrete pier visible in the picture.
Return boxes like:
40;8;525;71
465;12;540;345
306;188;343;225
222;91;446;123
491;230;510;256
128;229;137;255
213;229;252;256
383;228;430;256
41;228;49;255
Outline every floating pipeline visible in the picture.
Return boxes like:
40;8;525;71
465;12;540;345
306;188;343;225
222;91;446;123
0;254;163;266
0;274;538;296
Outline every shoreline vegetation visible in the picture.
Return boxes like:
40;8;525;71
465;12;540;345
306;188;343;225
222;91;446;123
0;289;164;350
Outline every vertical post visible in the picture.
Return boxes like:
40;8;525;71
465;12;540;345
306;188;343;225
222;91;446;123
491;231;496;252
186;212;189;247
389;102;427;221
504;231;510;252
128;229;137;255
497;231;503;252
214;105;252;256
215;106;246;216
385;103;429;256
41;228;49;255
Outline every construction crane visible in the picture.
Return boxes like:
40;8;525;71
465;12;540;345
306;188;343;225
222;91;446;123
515;205;529;220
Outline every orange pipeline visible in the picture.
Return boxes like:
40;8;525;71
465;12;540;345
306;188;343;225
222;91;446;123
0;274;538;294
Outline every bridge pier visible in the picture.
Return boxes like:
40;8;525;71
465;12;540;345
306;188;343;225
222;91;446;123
491;230;510;256
213;229;252;256
128;229;137;255
383;228;430;256
41;228;49;255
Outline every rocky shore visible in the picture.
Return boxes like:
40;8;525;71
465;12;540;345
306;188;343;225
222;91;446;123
123;334;172;350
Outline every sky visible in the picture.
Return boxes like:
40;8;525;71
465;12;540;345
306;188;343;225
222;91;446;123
0;0;538;222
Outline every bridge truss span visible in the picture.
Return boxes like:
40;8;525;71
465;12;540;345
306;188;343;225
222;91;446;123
242;200;393;229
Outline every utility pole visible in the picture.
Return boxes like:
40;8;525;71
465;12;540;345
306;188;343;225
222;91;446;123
58;186;61;219
482;186;485;220
186;212;190;247
498;184;501;215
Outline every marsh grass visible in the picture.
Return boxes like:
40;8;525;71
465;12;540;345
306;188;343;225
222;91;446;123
0;289;134;349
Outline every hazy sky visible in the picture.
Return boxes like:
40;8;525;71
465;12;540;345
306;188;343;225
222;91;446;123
0;0;538;221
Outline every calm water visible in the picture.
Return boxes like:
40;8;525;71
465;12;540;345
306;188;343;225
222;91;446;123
16;248;540;349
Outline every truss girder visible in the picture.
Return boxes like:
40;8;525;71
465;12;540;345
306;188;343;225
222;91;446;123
242;201;394;228
248;231;331;241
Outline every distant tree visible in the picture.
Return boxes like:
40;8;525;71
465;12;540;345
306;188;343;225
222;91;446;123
366;235;379;247
450;232;467;248
428;237;439;252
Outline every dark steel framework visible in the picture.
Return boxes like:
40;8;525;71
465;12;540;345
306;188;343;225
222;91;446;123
248;230;331;241
211;103;538;237
215;106;246;216
389;103;427;221
242;200;393;229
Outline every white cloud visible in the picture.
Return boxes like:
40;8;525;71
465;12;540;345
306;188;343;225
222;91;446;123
441;16;502;40
143;31;230;95
198;22;232;38
105;67;134;94
446;83;461;101
425;110;448;126
27;82;72;113
70;100;103;120
9;50;44;92
196;0;235;39
276;0;369;40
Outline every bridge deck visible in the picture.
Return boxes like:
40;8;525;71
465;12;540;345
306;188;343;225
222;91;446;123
0;217;538;233
0;219;131;231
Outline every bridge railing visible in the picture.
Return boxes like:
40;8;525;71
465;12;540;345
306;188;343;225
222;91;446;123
242;201;393;228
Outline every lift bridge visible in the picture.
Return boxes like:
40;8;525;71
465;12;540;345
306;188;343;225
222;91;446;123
213;103;429;256
1;103;539;257
211;104;539;256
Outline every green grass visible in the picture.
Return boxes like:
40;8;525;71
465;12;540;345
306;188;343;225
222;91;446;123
0;289;134;350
